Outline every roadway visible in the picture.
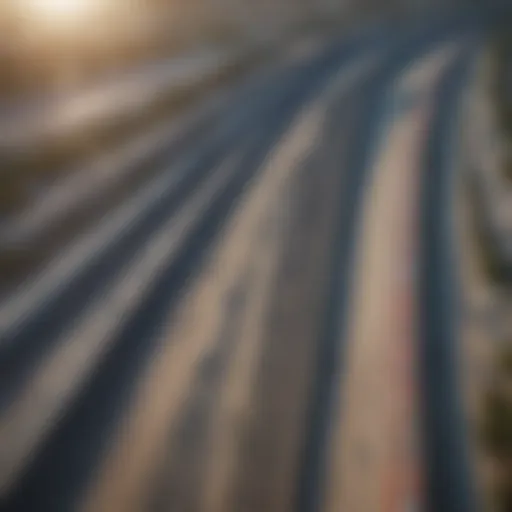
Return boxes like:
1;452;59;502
0;47;233;152
0;13;492;512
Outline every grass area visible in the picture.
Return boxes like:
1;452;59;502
481;343;512;512
465;167;512;286
473;35;512;506
491;33;512;129
464;32;512;287
489;32;512;182
463;161;512;511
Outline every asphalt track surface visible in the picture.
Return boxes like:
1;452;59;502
0;12;498;512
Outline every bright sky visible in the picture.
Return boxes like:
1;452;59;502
20;0;97;28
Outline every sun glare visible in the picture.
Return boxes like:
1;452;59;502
22;0;92;27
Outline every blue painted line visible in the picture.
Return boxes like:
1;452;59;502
418;46;481;512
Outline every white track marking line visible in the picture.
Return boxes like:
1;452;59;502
0;146;244;494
